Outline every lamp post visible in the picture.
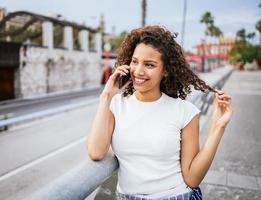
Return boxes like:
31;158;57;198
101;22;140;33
141;0;147;27
201;39;206;73
181;0;187;47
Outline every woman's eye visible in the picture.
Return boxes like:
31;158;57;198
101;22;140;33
131;60;137;64
145;64;154;68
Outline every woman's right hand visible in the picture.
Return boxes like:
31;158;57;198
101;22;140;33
100;65;132;99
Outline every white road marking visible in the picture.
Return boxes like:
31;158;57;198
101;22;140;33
0;137;86;182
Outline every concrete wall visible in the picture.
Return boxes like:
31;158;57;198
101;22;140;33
17;46;102;98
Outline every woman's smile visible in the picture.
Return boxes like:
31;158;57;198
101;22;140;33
133;76;149;85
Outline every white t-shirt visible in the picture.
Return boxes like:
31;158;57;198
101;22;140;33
109;91;201;195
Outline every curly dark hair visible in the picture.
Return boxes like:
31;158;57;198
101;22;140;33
113;25;217;100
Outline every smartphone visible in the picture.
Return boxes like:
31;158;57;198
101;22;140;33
117;69;131;89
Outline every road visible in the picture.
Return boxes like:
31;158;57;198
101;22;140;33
0;96;99;200
0;86;103;118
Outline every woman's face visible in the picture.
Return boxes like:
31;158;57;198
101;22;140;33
130;43;166;94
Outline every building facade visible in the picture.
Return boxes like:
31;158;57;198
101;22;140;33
188;36;235;72
0;10;103;101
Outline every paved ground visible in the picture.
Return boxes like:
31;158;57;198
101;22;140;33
95;70;261;200
199;70;261;199
0;99;99;200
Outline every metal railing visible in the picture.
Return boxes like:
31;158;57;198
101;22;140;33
0;86;102;131
26;151;118;200
25;66;233;200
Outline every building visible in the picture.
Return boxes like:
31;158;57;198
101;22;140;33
0;10;103;101
192;36;236;72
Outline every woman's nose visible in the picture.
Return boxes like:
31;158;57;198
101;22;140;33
133;63;145;75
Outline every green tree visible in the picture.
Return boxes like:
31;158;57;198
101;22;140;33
229;43;259;64
200;12;214;37
236;28;256;44
236;28;246;42
213;26;223;38
109;31;128;53
211;25;223;66
230;27;259;65
200;12;214;72
200;11;223;71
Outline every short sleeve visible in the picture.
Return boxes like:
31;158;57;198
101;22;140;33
109;93;120;116
181;100;201;129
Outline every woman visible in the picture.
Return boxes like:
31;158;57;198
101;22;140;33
87;25;233;200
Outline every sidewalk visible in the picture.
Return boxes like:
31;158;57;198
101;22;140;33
199;70;261;199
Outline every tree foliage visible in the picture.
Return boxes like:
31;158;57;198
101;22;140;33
229;43;259;64
108;31;127;53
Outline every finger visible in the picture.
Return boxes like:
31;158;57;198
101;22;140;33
218;95;231;100
111;70;126;80
118;71;127;76
117;67;129;74
219;102;233;111
217;93;230;97
215;90;224;94
123;65;131;69
216;93;231;99
113;70;126;78
216;92;228;97
217;97;231;102
217;101;232;109
218;100;229;104
219;97;232;103
117;67;129;73
118;65;130;71
218;102;229;109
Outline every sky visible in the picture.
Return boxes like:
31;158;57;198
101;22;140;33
1;0;260;51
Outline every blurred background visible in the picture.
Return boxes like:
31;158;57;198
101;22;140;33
0;1;260;200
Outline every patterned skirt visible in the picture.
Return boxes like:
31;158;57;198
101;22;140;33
114;187;202;200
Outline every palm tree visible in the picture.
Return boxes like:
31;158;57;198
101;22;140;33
212;26;223;67
236;28;246;43
255;19;261;45
200;12;214;38
141;0;147;27
200;12;214;72
246;32;256;43
207;24;221;69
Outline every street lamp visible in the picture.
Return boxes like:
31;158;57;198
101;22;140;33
141;0;147;27
181;0;187;48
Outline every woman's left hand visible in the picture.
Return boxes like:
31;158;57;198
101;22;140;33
211;90;233;129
